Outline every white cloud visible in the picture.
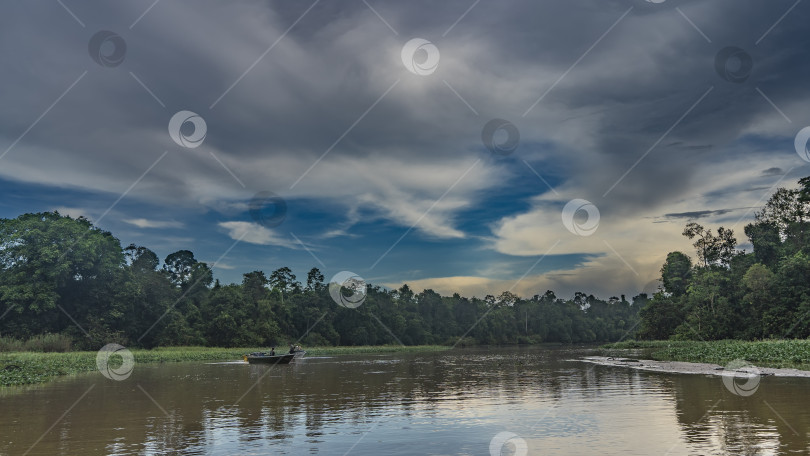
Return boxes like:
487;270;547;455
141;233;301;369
262;154;500;240
218;221;291;247
123;218;184;229
394;147;803;298
384;257;654;301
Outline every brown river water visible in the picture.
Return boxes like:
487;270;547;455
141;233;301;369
1;346;809;455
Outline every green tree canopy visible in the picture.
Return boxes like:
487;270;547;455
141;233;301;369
661;251;692;297
0;212;124;338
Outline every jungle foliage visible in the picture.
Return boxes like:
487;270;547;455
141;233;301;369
637;176;810;341
0;212;640;349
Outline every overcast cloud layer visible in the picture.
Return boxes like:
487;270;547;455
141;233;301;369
1;0;809;299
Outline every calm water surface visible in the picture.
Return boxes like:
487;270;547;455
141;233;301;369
2;347;809;455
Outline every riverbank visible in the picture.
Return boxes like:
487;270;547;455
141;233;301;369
604;340;810;370
0;345;448;387
581;356;810;378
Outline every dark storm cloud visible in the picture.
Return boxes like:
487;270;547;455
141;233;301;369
663;209;734;220
0;0;808;236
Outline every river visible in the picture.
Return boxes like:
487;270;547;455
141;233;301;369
1;347;808;455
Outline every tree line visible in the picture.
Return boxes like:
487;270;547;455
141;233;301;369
0;213;640;350
638;175;810;340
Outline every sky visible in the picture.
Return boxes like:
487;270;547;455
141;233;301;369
1;0;809;300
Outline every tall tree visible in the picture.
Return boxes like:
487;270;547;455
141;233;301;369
242;271;269;303
661;251;692;297
269;267;300;294
682;222;739;267
755;187;807;235
306;267;324;291
125;244;159;274
163;250;197;286
743;222;782;268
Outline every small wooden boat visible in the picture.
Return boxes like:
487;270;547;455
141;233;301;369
243;352;295;365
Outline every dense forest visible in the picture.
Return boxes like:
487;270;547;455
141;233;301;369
0;215;640;350
639;175;810;341
2;175;808;351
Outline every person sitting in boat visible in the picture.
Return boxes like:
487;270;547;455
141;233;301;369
270;347;276;356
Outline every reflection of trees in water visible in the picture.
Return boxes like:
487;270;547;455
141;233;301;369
170;349;604;452
5;351;809;455
671;375;809;454
719;414;768;456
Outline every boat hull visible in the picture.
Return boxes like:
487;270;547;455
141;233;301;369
245;353;295;364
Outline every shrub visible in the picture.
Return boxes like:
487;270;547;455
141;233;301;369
25;333;72;352
0;337;24;352
0;334;72;352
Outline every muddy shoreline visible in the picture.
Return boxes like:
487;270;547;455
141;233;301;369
580;356;810;378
